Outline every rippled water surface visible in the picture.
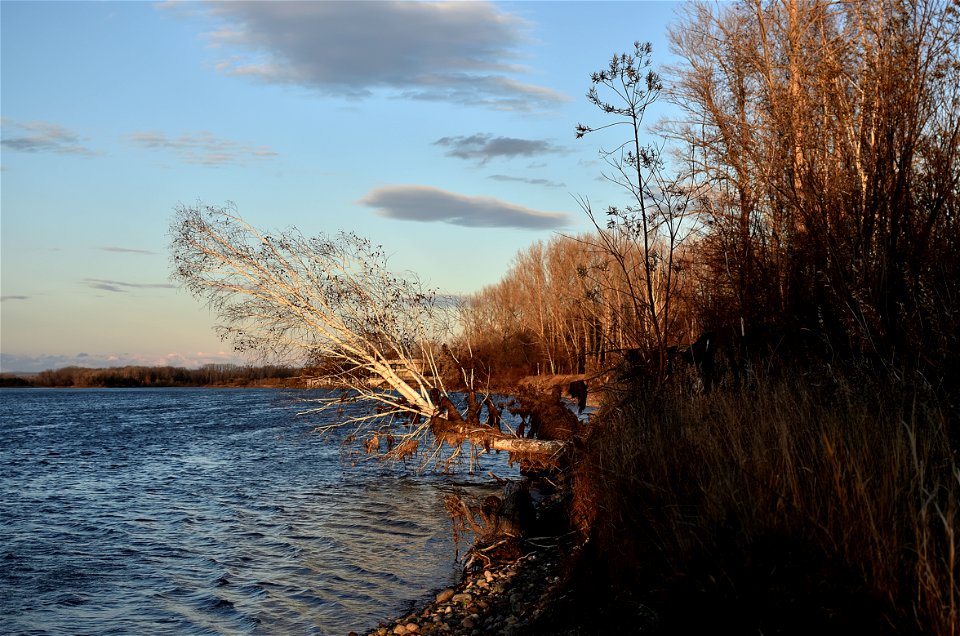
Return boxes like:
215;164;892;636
0;388;504;635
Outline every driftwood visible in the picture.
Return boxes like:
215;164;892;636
427;387;570;462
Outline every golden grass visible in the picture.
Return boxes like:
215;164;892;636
571;369;959;634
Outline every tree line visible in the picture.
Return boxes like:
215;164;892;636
458;0;959;391
3;364;300;388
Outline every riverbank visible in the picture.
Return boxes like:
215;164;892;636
353;379;600;636
355;476;587;636
358;540;566;636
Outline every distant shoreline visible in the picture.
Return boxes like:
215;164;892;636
0;364;308;389
1;366;595;402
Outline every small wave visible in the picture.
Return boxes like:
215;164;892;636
54;593;88;607
1;388;491;635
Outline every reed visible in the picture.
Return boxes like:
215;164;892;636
571;369;959;634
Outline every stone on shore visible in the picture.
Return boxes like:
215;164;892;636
360;482;573;636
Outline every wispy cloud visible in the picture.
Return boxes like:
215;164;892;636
0;119;98;156
97;246;158;255
434;133;564;163
0;295;29;302
187;1;567;111
357;185;571;230
488;174;566;188
128;131;277;166
83;278;175;293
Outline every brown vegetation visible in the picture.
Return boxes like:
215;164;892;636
664;0;960;378
458;0;960;395
449;1;959;633
562;369;958;635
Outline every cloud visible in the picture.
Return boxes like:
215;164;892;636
357;185;570;230
0;295;29;302
128;131;277;166
488;174;566;188
193;1;567;111
97;246;158;255
83;278;175;293
0;119;98;156
434;133;564;163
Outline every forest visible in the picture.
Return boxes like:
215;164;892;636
167;0;958;633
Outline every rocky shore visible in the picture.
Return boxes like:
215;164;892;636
353;394;598;636
355;543;566;636
353;481;578;636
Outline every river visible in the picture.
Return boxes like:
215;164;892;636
0;388;511;635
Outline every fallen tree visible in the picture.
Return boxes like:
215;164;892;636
169;202;570;468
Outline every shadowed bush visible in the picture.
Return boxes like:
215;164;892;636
568;369;958;635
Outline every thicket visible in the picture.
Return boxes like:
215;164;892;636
565;370;958;634
458;0;959;633
459;233;613;379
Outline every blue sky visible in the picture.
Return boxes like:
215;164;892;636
1;1;681;373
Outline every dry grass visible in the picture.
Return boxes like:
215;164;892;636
569;369;959;634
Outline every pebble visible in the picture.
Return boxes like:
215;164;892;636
358;491;569;636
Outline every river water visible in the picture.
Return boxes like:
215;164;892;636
0;388;511;635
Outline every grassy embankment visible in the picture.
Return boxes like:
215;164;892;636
547;368;959;635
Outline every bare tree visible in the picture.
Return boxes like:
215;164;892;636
458;233;617;379
665;0;960;369
576;42;700;380
170;203;564;468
